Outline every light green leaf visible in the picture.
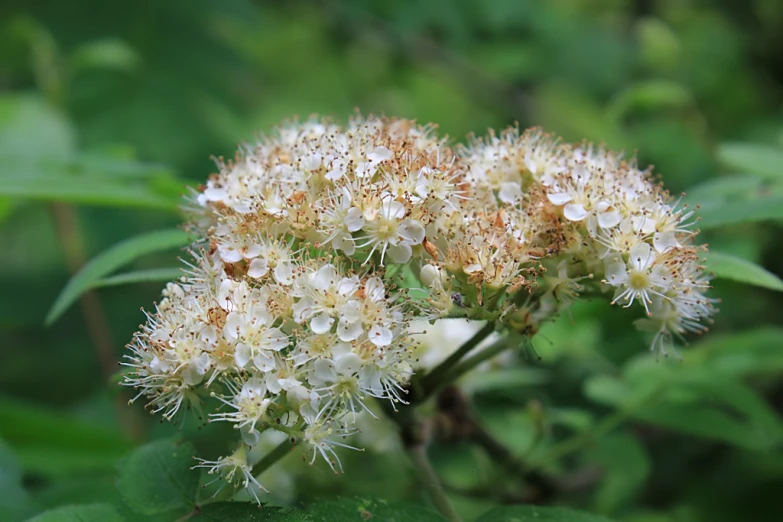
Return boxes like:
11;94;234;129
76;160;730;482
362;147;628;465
90;268;183;289
309;498;446;522
0;396;131;476
46;228;190;325
697;196;783;229
705;251;783;291
0;177;180;211
0;94;74;160
591;432;650;514
25;503;123;522
69;39;140;72
192;503;310;521
477;505;616;522
683;175;765;208
608;80;691;120
115;439;198;515
717;142;783;180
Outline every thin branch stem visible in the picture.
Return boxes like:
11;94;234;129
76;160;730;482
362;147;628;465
416;321;495;402
407;444;463;522
440;333;522;388
251;438;293;476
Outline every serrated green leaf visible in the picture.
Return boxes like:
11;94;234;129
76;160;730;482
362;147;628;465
46;229;190;325
309;497;446;522
697;196;783;229
91;268;183;289
25;503;123;522
477;505;617;522
705;251;783;291
191;503;310;521
717;142;783;180
0;396;131;476
115;438;199;516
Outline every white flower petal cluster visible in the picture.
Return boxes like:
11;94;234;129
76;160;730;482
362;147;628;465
124;116;715;497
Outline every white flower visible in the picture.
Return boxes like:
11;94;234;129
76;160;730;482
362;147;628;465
604;242;672;314
358;197;425;264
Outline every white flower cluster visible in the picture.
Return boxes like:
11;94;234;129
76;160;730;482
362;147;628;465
124;115;715;498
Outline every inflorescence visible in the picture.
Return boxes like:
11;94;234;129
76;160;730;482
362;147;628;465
123;115;715;500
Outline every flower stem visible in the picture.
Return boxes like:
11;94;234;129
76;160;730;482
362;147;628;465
439;333;522;389
416;321;495;402
407;443;463;522
251;439;293;476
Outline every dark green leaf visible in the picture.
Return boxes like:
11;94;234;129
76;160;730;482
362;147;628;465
590;432;650;514
0;439;38;522
705;251;783;291
717;142;783;180
477;505;616;522
69;39;140;72
91;268;183;289
0;396;131;476
46;228;190;325
115;438;199;515
191;503;310;522
0;177;180;211
309;497;446;522
25;503;123;522
697;196;783;229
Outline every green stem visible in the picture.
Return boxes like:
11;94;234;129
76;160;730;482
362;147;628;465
251;439;293;476
416;321;495;402
439;333;522;388
407;444;463;522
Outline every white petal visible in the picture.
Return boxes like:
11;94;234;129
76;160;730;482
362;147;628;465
334;231;356;255
224;312;242;340
365;277;385;302
337;318;363;342
547;192;573;205
219;247;243;263
203;187;228;202
244;244;263;259
398;219;425;244
384;199;406;219
335;353;363;376
369;325;393;347
313;264;337;291
597;209;622;229
344;207;366;232
265;328;290;351
235;343;252;368
247;258;269;278
310;313;335;334
253;351;276;372
498;182;522;204
367;146;392;163
630;242;654;271
563;203;588;221
653;231;677;253
604;263;628;285
337;275;360;296
338;300;362;323
313;359;337;382
388;243;412;264
273;262;294;285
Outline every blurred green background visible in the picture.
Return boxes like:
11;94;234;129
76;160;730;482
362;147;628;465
1;1;783;521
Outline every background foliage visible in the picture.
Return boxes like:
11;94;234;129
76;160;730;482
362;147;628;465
1;0;782;521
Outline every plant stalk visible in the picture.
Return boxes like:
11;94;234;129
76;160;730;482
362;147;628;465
252;438;293;476
407;443;463;522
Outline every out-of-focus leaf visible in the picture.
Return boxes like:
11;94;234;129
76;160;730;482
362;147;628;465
705;251;783;291
683;175;766;208
115;439;198;516
69;39;140;72
591;432;650;514
0;440;39;522
477;505;616;522
0;177;180;211
191;503;310;521
46;228;190;325
697;196;783;229
608;81;691;120
25;503;123;522
0;94;74;160
717;142;783;180
635;17;681;72
90;268;182;289
0;396;131;476
309;497;446;522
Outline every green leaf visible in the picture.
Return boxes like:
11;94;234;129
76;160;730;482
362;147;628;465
309;498;447;522
191;503;310;522
717;142;783;180
25;503;123;522
697;196;783;229
115;438;199;516
590;432;650;514
91;268;183;289
69;39;140;72
0;396;131;476
477;505;617;522
705;251;783;291
46;228;190;325
608;80;691;120
0;440;38;522
0;94;74;160
0;177;180;211
683;175;765;208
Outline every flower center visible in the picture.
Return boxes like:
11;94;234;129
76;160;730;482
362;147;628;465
629;271;650;290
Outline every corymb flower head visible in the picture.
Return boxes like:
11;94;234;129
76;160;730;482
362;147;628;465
123;114;715;498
